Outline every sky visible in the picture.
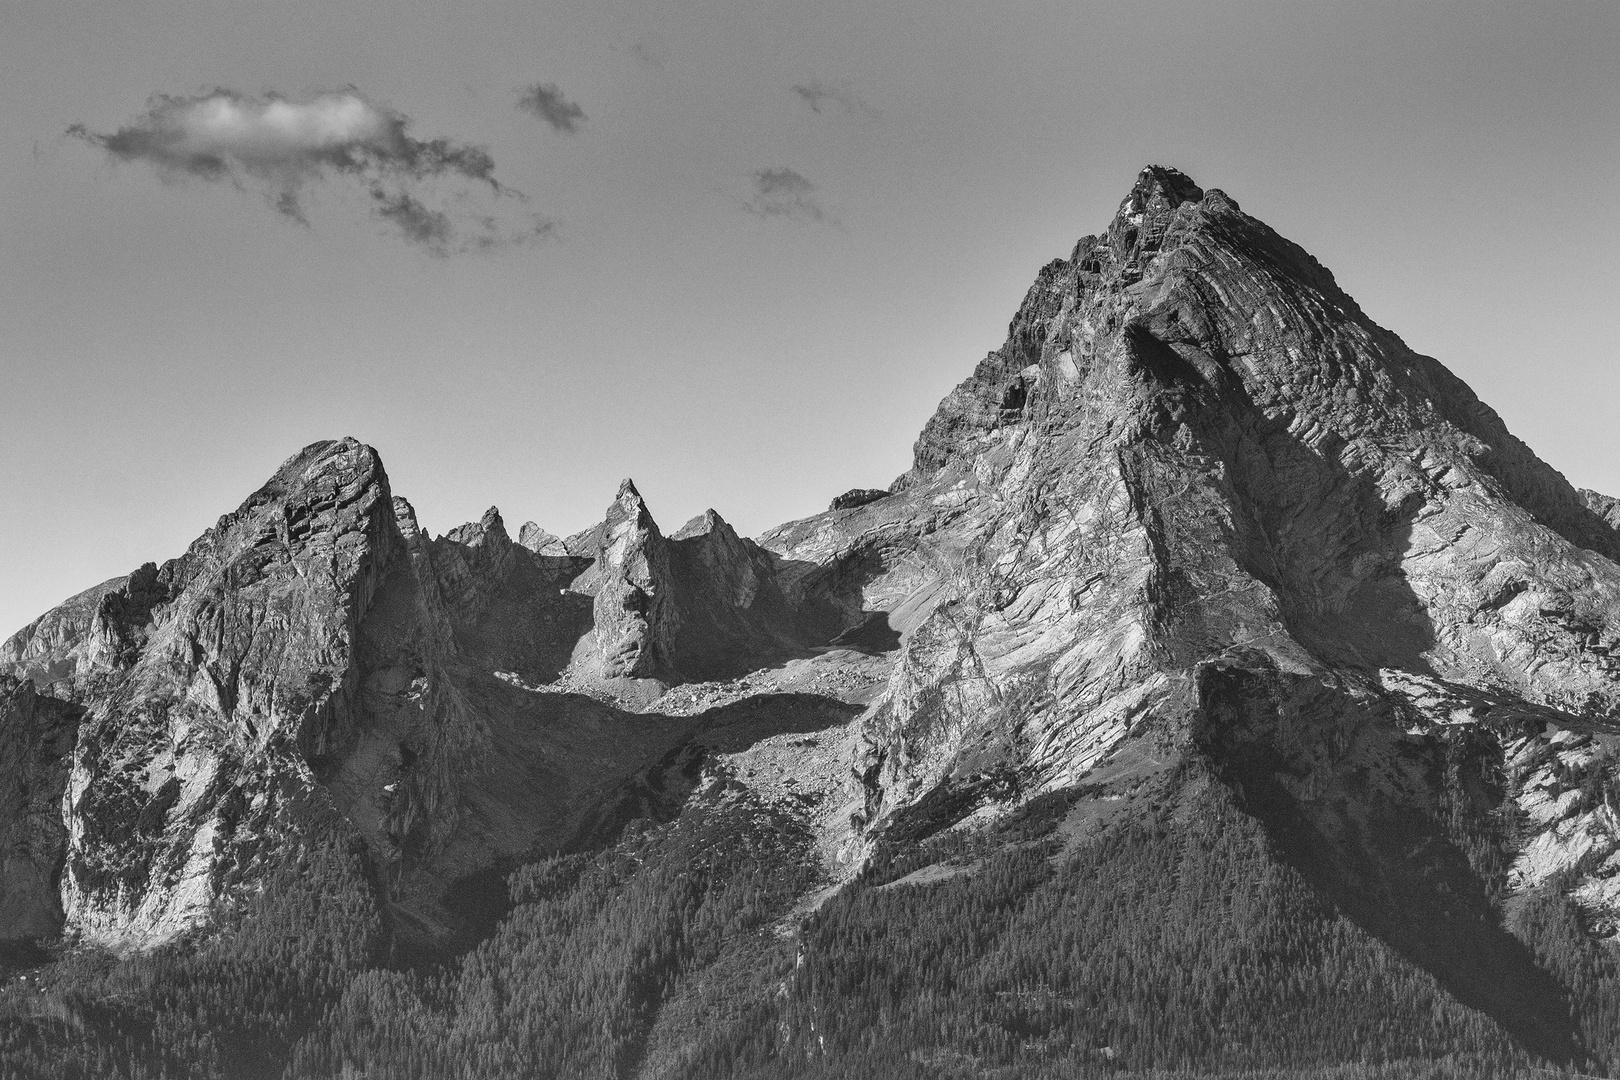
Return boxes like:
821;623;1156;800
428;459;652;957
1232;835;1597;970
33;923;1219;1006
2;0;1617;638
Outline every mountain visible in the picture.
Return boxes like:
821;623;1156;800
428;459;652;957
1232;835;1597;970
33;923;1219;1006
5;166;1620;1079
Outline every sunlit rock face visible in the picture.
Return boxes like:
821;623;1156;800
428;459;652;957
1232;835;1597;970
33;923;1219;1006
7;165;1620;953
833;166;1620;932
0;439;408;948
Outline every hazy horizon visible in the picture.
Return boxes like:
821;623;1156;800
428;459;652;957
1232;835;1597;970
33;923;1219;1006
4;0;1617;639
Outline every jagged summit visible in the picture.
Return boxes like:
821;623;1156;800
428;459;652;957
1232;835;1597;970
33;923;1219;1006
672;508;724;539
516;520;565;555
1117;163;1205;215
444;505;510;549
8;166;1620;1073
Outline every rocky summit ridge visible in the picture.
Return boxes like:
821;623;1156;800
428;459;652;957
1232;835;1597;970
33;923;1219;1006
6;165;1620;995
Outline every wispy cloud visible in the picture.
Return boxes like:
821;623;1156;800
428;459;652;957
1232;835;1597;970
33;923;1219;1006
370;188;451;248
630;37;668;68
746;167;835;225
69;88;549;253
791;80;876;118
517;83;586;133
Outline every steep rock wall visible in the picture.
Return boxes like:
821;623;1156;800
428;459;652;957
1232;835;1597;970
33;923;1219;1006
844;167;1620;936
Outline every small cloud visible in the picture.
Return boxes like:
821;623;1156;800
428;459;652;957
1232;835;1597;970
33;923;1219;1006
517;83;586;133
746;167;835;225
470;213;558;251
791;80;876;118
754;168;814;197
69;88;541;253
370;187;452;251
68;89;497;189
630;36;668;68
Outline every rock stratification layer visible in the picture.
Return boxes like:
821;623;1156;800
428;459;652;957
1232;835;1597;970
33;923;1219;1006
6;166;1620;968
842;165;1620;935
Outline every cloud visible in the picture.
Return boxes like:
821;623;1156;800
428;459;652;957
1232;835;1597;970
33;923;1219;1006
366;188;555;257
370;188;452;249
754;168;814;197
517;83;586;133
791;80;876;118
630;37;668;68
746;167;835;225
69;89;546;253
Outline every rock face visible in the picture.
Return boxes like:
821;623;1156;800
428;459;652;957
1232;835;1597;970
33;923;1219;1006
828;488;890;513
0;440;409;946
7;165;1620;965
838;165;1620;933
0;678;81;940
582;480;678;682
0;457;873;950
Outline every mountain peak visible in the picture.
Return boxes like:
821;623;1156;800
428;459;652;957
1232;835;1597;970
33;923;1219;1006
1102;164;1208;266
516;521;566;555
1122;164;1203;211
444;505;511;553
672;508;726;540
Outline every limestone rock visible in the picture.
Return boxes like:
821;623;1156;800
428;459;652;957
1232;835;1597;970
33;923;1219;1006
46;438;406;946
1581;488;1620;535
0;452;900;950
568;490;826;684
664;509;803;680
427;506;592;684
0;677;82;941
517;521;567;555
828;488;891;513
12;163;1620;967
1;577;130;688
583;479;678;682
837;164;1620;939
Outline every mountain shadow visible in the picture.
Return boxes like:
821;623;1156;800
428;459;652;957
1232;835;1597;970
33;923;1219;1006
1197;660;1583;1064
